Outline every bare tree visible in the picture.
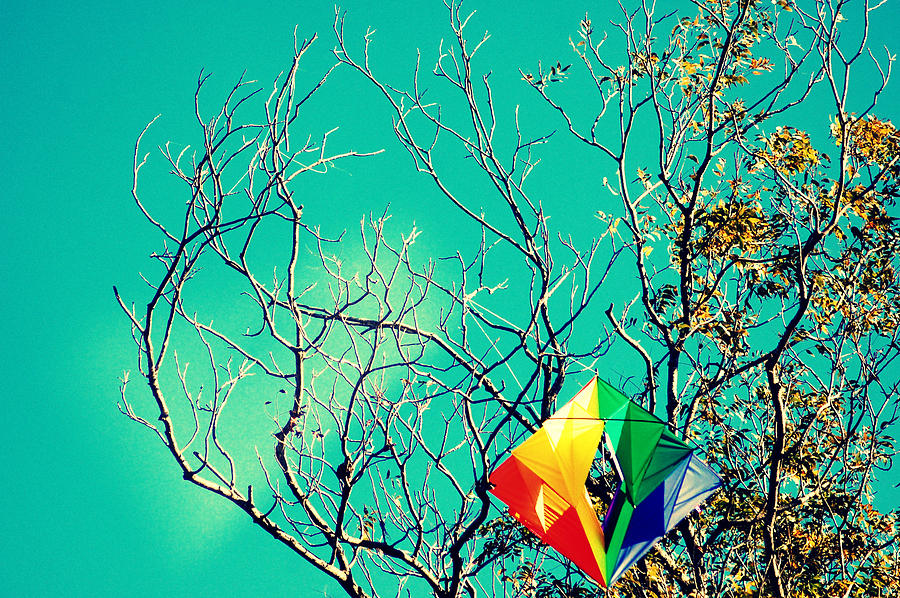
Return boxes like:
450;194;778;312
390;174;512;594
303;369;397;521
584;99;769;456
117;1;900;597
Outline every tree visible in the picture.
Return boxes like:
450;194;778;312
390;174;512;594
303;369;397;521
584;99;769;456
116;1;900;597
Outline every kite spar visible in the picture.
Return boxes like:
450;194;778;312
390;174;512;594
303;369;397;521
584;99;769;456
488;376;721;587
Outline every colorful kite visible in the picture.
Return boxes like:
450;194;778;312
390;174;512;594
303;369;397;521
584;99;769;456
488;376;721;587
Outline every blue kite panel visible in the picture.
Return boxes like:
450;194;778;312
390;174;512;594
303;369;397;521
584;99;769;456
609;454;691;583
666;452;722;530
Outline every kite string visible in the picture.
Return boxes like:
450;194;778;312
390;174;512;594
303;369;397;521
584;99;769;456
466;302;627;398
467;302;613;395
464;305;715;454
467;299;525;393
568;354;600;374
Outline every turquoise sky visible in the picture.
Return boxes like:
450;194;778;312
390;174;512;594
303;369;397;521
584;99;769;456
2;1;897;596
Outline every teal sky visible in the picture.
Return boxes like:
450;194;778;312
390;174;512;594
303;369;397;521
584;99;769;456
2;1;898;596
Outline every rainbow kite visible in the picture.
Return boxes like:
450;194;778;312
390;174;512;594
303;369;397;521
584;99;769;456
489;376;720;586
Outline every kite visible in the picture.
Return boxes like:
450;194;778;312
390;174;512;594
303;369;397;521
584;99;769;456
488;376;721;587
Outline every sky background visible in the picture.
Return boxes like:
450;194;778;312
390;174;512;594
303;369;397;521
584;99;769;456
2;1;898;596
